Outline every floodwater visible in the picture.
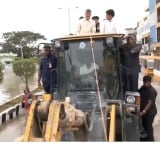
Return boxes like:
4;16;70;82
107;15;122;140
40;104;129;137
0;64;38;105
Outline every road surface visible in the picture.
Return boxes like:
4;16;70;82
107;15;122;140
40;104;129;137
0;111;26;141
0;76;160;141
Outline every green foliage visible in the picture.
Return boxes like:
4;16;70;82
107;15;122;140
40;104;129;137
0;62;4;72
14;57;22;61
0;42;18;53
12;58;36;88
2;31;46;57
0;62;4;82
0;73;3;83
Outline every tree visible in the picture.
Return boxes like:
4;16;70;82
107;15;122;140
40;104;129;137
0;42;18;53
12;58;36;88
0;62;4;82
2;31;46;58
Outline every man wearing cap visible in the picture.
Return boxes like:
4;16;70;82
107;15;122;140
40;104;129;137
139;75;157;141
120;35;141;92
38;45;57;96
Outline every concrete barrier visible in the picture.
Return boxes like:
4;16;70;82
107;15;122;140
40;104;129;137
0;103;22;125
1;113;6;124
8;107;15;120
15;105;20;116
0;87;40;126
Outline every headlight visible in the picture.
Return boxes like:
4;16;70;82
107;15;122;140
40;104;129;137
126;95;135;104
125;91;139;104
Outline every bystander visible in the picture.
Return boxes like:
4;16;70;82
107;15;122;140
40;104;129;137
139;75;157;141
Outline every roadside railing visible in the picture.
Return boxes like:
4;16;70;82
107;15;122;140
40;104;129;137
0;87;42;125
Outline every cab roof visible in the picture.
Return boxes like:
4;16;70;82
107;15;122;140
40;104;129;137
53;33;124;42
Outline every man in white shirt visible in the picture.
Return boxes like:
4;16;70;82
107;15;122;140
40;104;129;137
101;9;117;34
76;9;96;35
80;63;99;75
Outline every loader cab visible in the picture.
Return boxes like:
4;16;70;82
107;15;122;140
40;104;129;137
20;34;142;142
53;34;124;103
51;34;141;141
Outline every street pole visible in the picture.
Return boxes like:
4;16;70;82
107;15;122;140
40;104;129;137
58;6;79;35
21;46;23;58
68;8;71;34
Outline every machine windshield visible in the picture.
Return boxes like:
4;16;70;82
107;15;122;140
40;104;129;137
66;40;103;88
58;38;120;98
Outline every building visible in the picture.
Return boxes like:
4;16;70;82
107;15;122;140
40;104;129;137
124;28;137;44
137;14;150;54
149;0;160;76
0;53;17;66
125;28;137;36
149;0;156;47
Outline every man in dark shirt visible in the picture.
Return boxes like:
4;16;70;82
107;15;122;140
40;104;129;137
38;45;57;95
120;35;141;92
139;75;157;141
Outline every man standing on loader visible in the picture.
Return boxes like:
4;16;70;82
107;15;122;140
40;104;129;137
120;35;141;93
92;16;100;33
38;45;57;97
76;9;96;35
101;9;117;34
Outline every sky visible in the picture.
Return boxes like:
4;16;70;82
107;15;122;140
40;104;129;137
0;0;149;41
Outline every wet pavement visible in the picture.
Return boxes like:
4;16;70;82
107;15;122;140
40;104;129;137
153;85;160;141
0;110;26;141
0;75;159;141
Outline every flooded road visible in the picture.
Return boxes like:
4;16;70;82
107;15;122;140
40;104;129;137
0;64;38;105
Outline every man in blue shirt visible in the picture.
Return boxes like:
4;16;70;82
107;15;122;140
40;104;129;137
38;45;57;95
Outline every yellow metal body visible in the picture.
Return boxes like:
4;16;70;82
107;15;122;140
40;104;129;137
16;95;119;142
44;101;61;141
42;94;52;101
17;94;86;142
23;100;39;141
55;33;124;41
139;55;155;76
140;55;160;60
109;104;116;142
